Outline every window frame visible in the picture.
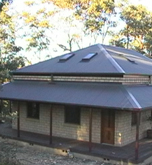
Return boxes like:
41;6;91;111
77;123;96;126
82;52;97;61
27;102;40;119
64;105;81;125
59;53;75;62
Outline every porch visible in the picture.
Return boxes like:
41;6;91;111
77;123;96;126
0;122;152;164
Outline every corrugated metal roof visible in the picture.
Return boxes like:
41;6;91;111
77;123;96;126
104;45;152;75
13;44;119;74
127;85;152;109
13;44;152;75
0;81;149;110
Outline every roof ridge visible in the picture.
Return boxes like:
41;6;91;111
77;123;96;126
97;44;125;73
124;87;141;109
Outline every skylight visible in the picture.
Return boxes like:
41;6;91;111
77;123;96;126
59;53;74;62
82;53;97;61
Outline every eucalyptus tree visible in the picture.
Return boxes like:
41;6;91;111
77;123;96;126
110;4;152;56
49;0;117;44
0;4;25;83
0;0;13;11
18;0;59;62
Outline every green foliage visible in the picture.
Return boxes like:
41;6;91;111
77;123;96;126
56;14;85;52
49;0;117;43
0;4;25;83
43;0;74;9
21;1;88;56
110;3;152;56
19;1;58;61
0;100;17;122
110;37;126;48
0;100;9;121
0;0;13;12
75;0;116;43
10;0;152;59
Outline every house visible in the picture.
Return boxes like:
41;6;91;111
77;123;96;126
0;44;152;161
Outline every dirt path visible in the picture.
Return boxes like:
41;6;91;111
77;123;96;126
0;139;107;165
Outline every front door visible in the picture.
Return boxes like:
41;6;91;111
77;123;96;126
101;110;115;144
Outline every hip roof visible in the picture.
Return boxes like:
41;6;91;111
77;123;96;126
13;44;152;76
0;81;151;110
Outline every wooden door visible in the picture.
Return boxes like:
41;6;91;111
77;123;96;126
101;110;115;144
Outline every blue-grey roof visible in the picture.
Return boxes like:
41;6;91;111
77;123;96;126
13;44;152;75
105;45;152;75
0;81;151;110
3;44;152;110
127;85;152;109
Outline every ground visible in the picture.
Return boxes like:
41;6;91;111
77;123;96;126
0;138;107;165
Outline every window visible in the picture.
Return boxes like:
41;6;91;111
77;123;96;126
27;102;40;119
82;52;97;61
59;53;75;62
64;106;81;124
131;112;140;126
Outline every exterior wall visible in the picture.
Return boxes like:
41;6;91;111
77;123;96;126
12;102;50;135
13;75;150;85
52;106;101;143
123;75;149;85
115;110;151;146
12;101;151;146
12;102;101;143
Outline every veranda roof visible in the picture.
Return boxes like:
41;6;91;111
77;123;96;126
0;81;151;110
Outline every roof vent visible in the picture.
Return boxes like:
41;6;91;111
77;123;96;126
82;52;97;61
59;53;75;62
119;54;136;64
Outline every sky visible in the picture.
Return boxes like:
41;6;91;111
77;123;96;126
131;0;152;11
12;0;152;9
11;0;152;63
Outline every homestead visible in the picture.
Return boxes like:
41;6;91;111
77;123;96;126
0;44;152;164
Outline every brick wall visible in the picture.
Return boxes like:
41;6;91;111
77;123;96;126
52;105;90;141
52;106;101;143
12;102;101;143
12;102;50;135
13;75;150;85
115;110;151;146
12;102;151;146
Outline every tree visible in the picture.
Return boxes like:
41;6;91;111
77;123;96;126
18;0;58;62
17;0;117;58
109;32;126;48
20;1;84;57
0;4;25;83
55;13;84;52
110;4;152;56
0;0;13;11
47;0;117;44
55;12;100;52
144;32;152;57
